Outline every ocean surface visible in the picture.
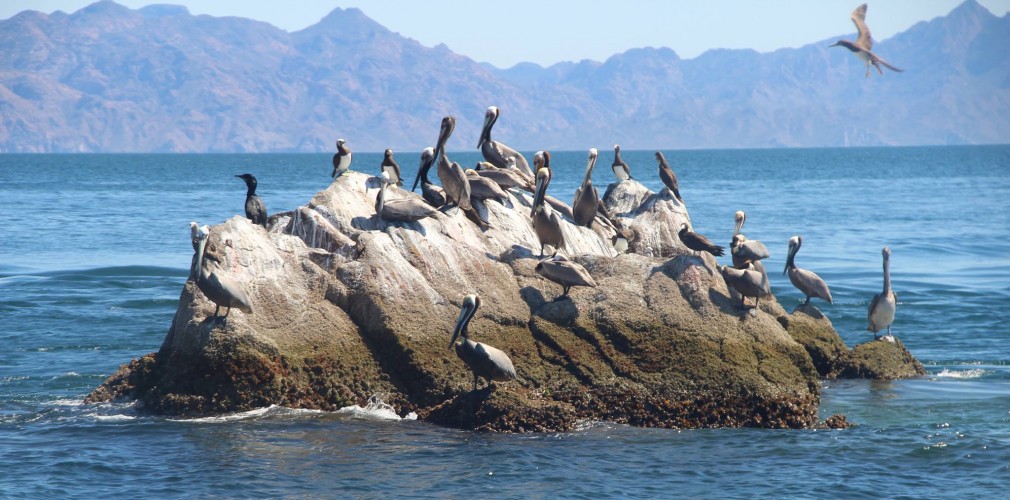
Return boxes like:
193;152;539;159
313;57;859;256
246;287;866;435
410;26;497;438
1;146;1009;497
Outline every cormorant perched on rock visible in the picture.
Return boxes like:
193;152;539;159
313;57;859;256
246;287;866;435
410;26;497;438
235;173;267;228
655;151;682;202
678;223;725;257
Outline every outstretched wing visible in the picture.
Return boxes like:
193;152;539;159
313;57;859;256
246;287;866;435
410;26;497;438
851;3;872;50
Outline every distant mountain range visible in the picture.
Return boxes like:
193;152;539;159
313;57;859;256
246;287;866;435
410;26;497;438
1;0;1008;152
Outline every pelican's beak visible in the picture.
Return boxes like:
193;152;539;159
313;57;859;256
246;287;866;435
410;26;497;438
533;168;549;211
192;232;207;281
448;302;468;349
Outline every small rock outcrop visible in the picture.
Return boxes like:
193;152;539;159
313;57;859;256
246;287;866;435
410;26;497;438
88;171;919;431
829;338;926;380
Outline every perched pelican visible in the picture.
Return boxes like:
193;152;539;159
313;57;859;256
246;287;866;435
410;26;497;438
432;116;472;211
831;4;903;78
572;148;601;227
678;223;725;257
448;294;517;391
235;173;268;228
331;139;352;178
867;246;897;341
474;161;534;193
535;255;597;299
784;236;833;306
464;167;509;204
189;222;253;321
532;164;564;256
381;149;403;186
720;264;771;309
731;211;770;295
612;145;632;181
477;106;533;178
731;234;770;269
376;171;437;222
413;147;447;208
655;151;682;202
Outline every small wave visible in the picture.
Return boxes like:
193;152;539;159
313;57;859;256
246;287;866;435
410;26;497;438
336;396;417;421
935;368;988;379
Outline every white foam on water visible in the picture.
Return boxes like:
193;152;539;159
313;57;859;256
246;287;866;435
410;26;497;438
936;368;987;379
336;396;416;421
94;414;136;422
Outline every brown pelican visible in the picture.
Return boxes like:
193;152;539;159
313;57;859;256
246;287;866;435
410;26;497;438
235;173;267;228
532;165;564;256
376;171;437;222
535;254;597;299
731;211;770;291
413;147;447;208
784;236;833;306
189;222;252;321
477;106;533;178
381;149;403;186
612;145;632;181
474;161;534;193
448;294;517;391
867;246;897;341
678;223;725;257
331;139;352;178
530;151;575;219
831;4;903;78
655;151;682;202
572;148;600;227
464;167;509;204
432;116;472;211
720;264;771;309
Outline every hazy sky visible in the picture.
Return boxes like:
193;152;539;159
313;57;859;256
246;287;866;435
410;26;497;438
3;0;1008;67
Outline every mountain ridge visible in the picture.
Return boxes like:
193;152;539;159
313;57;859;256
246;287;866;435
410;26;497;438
0;0;1007;152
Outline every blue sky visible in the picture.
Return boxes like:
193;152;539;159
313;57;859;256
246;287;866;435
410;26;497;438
3;0;1008;67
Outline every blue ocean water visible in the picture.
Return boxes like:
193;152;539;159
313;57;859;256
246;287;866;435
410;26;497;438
1;146;1009;497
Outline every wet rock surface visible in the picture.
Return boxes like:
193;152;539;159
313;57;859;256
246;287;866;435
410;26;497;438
88;171;921;431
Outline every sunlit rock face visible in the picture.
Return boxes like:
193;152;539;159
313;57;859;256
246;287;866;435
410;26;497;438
89;171;918;431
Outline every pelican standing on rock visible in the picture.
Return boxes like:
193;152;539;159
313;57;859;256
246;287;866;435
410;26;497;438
331;139;352;178
655;151;682;202
720;264;771;310
535;255;597;299
572;148;601;227
784;236;833;307
189;222;253;322
235;173;268;228
449;294;517;391
531;161;564;256
381;149;403;186
831;4;903;78
612;145;632;181
413;147;447;208
478;106;533;178
375;171;437;222
678;223;725;257
432;116;472;211
867;246;897;341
